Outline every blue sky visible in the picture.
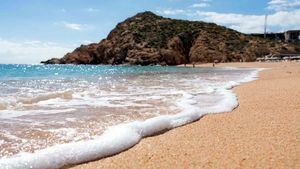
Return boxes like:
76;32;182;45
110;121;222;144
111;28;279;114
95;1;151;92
0;0;299;64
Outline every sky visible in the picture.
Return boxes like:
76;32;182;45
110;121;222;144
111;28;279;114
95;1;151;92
0;0;299;64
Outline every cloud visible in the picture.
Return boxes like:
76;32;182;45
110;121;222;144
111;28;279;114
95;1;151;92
59;8;67;13
194;11;265;33
84;8;100;12
157;0;300;33
61;22;88;31
157;7;300;33
157;9;188;15
267;0;300;11
190;3;209;8
189;0;211;8
0;39;73;64
193;9;300;33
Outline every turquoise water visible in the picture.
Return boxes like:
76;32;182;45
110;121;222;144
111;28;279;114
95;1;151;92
0;64;258;169
0;64;206;79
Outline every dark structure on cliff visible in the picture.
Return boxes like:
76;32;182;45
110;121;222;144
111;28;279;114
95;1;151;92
251;30;300;42
42;11;300;65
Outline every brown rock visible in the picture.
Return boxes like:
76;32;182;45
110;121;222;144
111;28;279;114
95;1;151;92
41;58;62;64
42;11;300;65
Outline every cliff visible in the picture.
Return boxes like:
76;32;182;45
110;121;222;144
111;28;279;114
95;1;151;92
42;11;300;65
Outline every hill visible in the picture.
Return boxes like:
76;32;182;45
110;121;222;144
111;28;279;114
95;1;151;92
42;11;300;65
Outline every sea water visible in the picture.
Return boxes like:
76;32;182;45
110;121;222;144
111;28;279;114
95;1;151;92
0;64;259;168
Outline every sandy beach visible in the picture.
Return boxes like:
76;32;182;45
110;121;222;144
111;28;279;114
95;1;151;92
72;62;300;169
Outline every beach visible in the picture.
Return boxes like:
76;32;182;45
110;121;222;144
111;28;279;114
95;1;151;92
72;62;300;169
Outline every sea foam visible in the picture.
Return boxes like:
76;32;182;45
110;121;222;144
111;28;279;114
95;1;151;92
0;67;261;169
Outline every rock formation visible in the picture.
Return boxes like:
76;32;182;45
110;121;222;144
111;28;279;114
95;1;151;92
42;11;300;65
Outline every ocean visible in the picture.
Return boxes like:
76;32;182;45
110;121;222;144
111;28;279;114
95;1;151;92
0;64;259;168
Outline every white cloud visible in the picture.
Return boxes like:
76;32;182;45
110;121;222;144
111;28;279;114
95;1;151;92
193;9;300;33
194;11;265;33
268;10;300;29
85;8;100;12
59;8;67;13
267;0;300;11
189;0;211;8
190;3;209;8
58;22;88;31
157;0;300;34
290;0;300;6
0;39;73;64
157;9;187;15
158;0;211;15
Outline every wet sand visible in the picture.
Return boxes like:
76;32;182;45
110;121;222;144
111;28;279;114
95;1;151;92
72;62;300;169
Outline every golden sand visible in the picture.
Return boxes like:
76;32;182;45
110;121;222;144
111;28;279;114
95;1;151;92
72;62;300;169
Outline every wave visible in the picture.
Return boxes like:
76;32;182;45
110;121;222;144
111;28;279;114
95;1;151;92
0;90;73;110
0;68;261;169
0;103;6;110
19;91;73;104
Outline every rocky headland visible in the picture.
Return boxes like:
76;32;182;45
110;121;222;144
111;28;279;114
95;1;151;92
42;11;300;65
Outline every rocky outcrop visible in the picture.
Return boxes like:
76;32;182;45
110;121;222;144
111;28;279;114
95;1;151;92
42;11;300;65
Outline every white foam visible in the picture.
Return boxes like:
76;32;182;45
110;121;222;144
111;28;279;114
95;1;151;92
0;68;262;169
0;109;76;119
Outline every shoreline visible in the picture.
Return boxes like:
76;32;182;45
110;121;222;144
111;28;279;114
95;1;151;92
72;62;300;169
